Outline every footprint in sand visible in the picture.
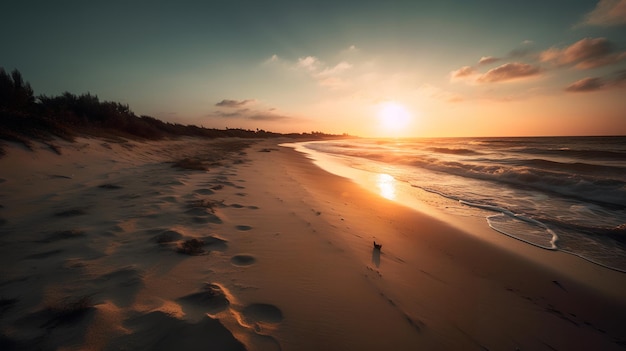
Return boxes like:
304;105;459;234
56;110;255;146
231;254;256;266
194;189;215;195
179;283;230;314
235;225;252;231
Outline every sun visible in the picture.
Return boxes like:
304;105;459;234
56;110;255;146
377;102;412;132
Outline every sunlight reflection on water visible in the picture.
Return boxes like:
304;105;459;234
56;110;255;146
376;173;396;200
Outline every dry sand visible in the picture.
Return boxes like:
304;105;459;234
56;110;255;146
0;137;624;351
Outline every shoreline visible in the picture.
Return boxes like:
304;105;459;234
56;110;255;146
0;137;624;350
284;140;626;288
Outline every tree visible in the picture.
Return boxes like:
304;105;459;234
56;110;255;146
0;68;35;111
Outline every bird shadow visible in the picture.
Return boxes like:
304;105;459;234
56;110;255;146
371;248;381;268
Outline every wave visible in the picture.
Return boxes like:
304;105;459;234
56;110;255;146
427;147;482;155
508;158;625;175
509;147;626;161
305;141;626;207
407;158;626;207
413;186;558;249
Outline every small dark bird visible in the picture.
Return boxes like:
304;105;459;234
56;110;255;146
373;241;382;250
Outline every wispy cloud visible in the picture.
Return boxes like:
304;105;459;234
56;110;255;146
565;70;626;92
215;99;256;108
264;54;280;64
264;53;353;90
318;61;352;76
211;99;293;121
419;84;464;103
297;56;352;89
564;77;606;92
451;62;541;84
540;37;626;69
297;56;321;71
249;113;290;121
582;0;626;26
478;56;500;65
212;109;291;121
477;63;541;83
615;69;626;85
450;40;541;84
449;66;476;81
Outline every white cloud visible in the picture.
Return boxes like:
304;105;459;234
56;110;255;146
318;61;352;76
297;56;321;71
263;54;280;65
265;54;354;89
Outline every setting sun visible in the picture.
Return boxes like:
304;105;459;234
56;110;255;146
377;102;412;133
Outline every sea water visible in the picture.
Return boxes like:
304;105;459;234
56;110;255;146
290;136;626;272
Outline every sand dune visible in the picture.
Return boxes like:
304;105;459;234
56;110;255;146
0;137;625;350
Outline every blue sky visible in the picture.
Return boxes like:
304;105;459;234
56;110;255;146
2;0;625;136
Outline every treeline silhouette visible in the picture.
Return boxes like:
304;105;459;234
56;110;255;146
0;68;340;152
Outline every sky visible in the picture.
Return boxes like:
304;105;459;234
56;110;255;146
2;0;626;137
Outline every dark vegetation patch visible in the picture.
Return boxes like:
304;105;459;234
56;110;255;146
172;158;207;171
98;183;123;190
187;199;224;213
46;143;62;155
177;238;206;255
0;68;345;157
54;208;87;217
41;296;95;328
154;230;183;244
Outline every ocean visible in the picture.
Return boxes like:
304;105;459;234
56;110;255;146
288;136;626;273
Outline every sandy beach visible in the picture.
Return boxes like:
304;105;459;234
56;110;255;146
1;137;625;351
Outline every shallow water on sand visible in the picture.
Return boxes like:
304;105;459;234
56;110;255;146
286;136;626;273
